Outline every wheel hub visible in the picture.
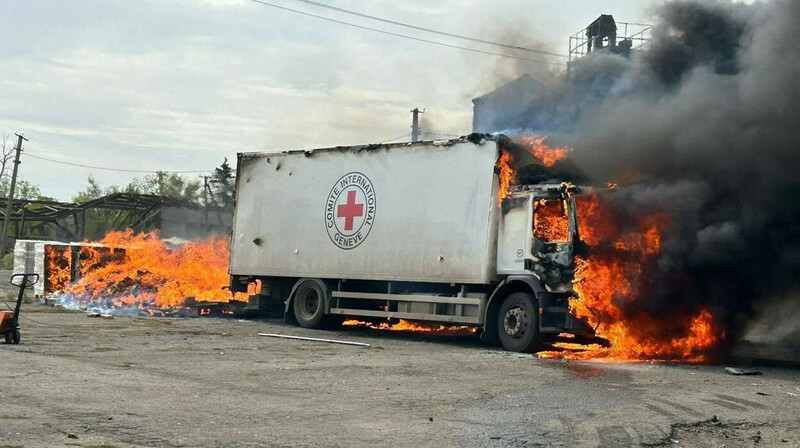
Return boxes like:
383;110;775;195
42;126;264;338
301;291;319;317
503;307;527;338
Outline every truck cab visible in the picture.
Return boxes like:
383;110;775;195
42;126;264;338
489;182;592;351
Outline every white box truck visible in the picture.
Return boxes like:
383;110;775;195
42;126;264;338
229;134;592;352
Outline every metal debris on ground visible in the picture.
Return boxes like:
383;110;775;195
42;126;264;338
258;333;370;347
724;367;762;376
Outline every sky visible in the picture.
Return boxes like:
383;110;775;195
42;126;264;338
0;0;651;201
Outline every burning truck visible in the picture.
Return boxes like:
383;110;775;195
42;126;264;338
228;134;599;352
26;133;717;360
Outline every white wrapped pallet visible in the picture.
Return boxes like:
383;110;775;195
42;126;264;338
12;240;76;297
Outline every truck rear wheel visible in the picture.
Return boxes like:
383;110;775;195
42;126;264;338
497;292;541;353
292;280;326;328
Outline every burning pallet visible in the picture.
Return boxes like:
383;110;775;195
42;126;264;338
16;231;250;317
13;240;117;297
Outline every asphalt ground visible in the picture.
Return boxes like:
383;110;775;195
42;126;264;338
1;306;799;448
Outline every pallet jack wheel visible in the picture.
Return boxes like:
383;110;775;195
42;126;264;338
5;329;20;344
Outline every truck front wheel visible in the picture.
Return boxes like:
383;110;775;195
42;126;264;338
497;292;542;353
292;280;326;328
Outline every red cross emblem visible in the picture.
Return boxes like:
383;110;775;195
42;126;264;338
336;190;364;231
326;172;375;250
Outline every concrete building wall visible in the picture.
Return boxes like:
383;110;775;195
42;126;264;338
472;74;552;133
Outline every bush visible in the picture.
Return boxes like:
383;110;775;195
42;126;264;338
1;253;13;270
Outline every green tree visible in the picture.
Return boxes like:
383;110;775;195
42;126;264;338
127;171;201;202
210;158;235;211
72;175;105;203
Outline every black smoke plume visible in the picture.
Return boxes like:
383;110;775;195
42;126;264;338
498;0;800;350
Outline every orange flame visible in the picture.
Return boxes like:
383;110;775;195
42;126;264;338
343;319;476;335
533;199;570;242
539;194;720;362
496;150;514;201
45;246;71;293
63;230;247;312
516;136;572;167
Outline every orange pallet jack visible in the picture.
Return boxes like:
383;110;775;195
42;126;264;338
1;274;39;345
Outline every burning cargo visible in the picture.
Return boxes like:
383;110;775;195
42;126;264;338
17;233;248;316
12;240;118;297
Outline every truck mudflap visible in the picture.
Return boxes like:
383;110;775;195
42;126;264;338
539;306;594;336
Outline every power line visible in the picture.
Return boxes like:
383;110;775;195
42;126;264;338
379;133;411;143
247;0;566;66
286;0;567;58
24;152;210;174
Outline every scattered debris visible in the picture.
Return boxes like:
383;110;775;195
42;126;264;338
724;367;762;376
67;433;78;439
257;333;370;347
756;392;769;396
787;388;800;398
100;314;114;320
86;312;101;318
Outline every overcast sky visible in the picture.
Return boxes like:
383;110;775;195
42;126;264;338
1;0;651;200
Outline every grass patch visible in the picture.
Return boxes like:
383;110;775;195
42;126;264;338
0;445;24;448
92;347;119;352
0;414;29;419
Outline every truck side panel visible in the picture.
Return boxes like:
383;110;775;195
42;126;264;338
230;141;500;284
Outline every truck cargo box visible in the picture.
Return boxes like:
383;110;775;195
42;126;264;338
230;139;502;284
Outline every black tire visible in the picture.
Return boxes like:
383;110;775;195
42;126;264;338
292;280;326;328
11;329;20;345
496;292;542;353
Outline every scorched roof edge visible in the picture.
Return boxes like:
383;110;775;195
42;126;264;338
237;133;509;159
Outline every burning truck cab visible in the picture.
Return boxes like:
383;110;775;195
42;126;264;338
228;134;595;352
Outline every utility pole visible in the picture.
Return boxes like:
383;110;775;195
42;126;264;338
410;107;424;142
0;133;28;256
202;175;210;229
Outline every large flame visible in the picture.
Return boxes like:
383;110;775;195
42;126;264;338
58;230;246;314
540;194;720;361
45;246;71;293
